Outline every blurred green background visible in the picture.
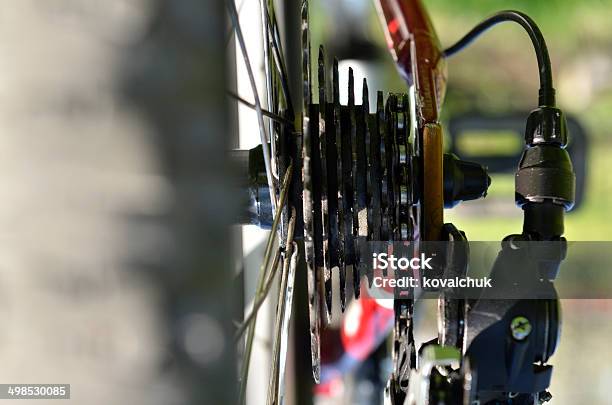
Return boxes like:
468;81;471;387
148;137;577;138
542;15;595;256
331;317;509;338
312;0;612;241
429;0;612;241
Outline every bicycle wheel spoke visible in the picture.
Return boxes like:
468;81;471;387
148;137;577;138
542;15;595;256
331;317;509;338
234;246;282;341
226;0;277;212
238;163;293;405
276;241;298;403
259;0;277;182
266;209;298;405
225;0;248;47
227;91;293;126
262;3;294;117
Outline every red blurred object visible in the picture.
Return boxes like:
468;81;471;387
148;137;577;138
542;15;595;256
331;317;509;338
340;296;394;361
374;0;447;123
318;283;394;386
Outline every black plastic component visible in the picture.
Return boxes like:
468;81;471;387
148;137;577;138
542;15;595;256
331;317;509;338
443;153;491;208
525;106;567;146
465;296;559;396
464;241;563;399
515;145;575;209
516;107;576;240
438;224;468;349
522;203;565;240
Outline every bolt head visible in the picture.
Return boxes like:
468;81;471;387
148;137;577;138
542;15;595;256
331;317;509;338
510;316;532;341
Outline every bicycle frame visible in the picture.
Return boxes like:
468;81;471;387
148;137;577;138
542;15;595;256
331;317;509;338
375;0;446;241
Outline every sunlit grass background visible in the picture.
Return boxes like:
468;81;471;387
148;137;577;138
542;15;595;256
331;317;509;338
430;0;612;241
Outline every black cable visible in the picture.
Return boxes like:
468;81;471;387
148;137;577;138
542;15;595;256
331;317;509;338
443;10;555;107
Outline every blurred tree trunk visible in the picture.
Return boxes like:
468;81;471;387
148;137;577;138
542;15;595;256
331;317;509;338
123;1;238;404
